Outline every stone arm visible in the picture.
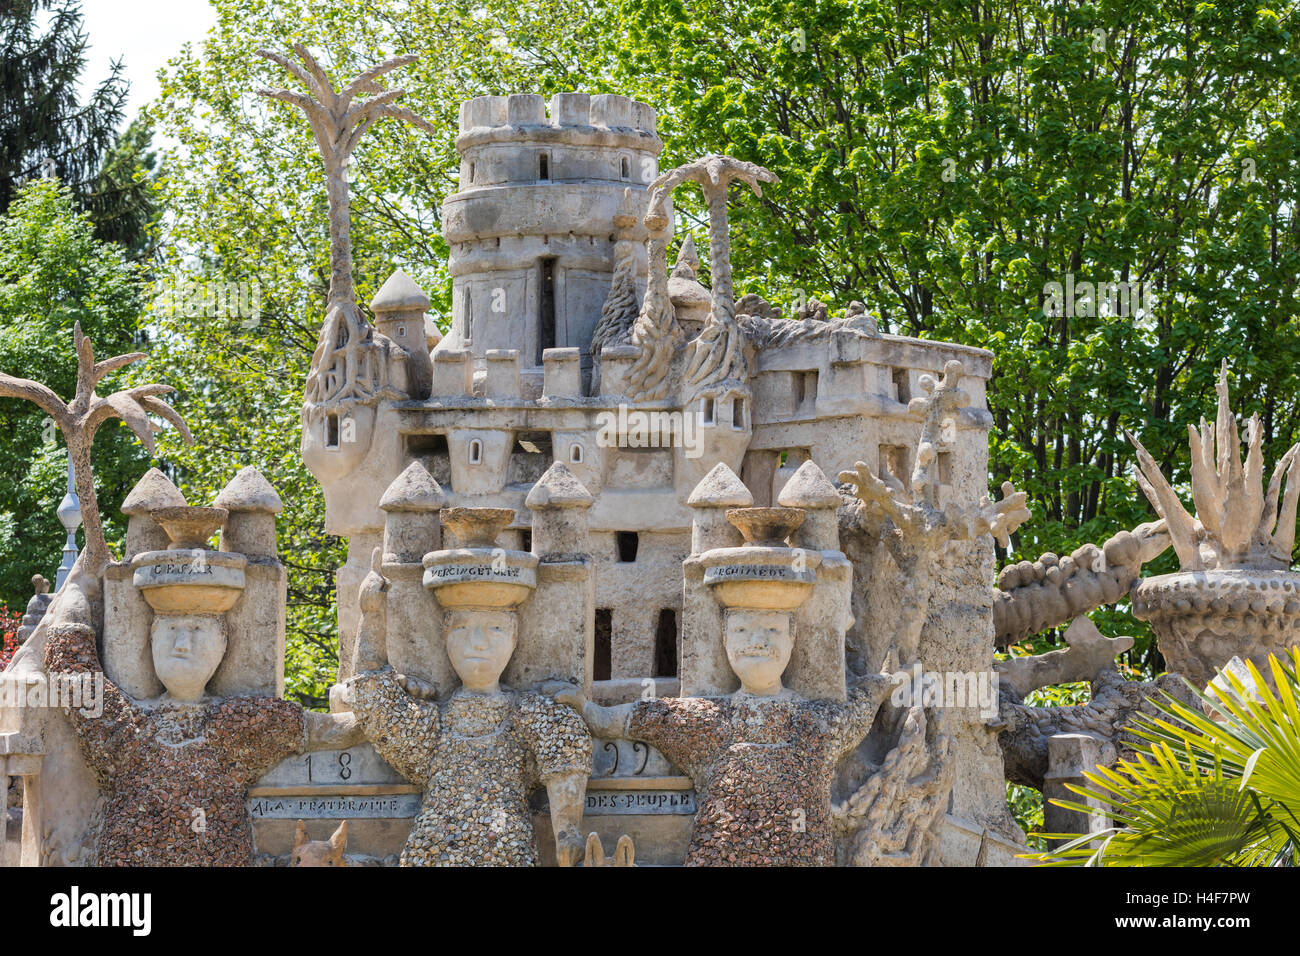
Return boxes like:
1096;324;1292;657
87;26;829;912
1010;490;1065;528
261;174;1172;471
833;674;896;761
550;687;729;786
210;696;311;783
344;668;438;784
304;709;367;751
550;685;635;740
42;622;142;787
992;521;1169;647
995;671;1191;790
519;692;594;868
626;697;730;785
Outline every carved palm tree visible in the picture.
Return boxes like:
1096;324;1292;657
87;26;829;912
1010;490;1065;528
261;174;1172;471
258;45;435;410
0;322;192;574
1127;361;1300;571
257;44;435;311
646;155;777;323
627;155;776;401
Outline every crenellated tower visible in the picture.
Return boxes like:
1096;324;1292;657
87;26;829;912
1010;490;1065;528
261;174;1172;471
440;93;663;387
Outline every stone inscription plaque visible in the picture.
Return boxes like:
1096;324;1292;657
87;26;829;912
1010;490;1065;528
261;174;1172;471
584;790;697;816
248;794;422;820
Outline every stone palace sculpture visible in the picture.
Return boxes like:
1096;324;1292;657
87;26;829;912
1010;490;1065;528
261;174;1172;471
2;44;1294;868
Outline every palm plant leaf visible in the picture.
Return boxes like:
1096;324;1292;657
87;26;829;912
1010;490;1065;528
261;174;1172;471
1029;649;1300;866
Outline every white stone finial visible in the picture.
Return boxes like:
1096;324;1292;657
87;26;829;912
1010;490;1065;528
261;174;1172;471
777;460;840;509
214;466;283;514
525;462;594;509
379;461;446;512
370;269;430;314
686;462;753;507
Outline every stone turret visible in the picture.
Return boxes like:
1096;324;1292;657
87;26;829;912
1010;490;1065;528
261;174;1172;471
214;466;283;557
525;462;594;559
379;461;445;563
120;468;187;559
440;93;663;376
777;460;842;552
371;270;433;400
686;463;753;554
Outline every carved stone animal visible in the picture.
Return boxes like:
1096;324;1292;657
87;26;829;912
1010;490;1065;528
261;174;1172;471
290;820;348;867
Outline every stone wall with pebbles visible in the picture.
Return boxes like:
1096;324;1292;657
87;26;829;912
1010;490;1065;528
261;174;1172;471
347;668;591;866
44;623;307;866
625;676;891;866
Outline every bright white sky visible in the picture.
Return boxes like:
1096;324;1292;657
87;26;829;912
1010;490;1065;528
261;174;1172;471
78;0;218;123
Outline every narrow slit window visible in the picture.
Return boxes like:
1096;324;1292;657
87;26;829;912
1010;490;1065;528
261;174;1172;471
469;439;483;465
325;413;340;449
701;396;715;425
620;156;630;179
594;609;613;681
521;529;532;552
539;152;549;180
469;162;476;183
570;442;583;464
654;609;678;677
892;367;911;404
731;397;746;430
537;258;556;364
616;531;639;563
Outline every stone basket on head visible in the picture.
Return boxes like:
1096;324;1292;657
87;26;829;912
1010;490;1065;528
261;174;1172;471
132;505;247;614
701;506;820;611
423;507;539;609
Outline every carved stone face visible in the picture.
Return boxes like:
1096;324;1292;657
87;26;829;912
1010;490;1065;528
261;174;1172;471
446;609;517;692
724;609;794;696
151;615;227;702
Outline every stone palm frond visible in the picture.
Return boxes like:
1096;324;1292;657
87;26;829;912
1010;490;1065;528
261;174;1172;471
0;322;193;571
257;43;434;311
1128;361;1300;571
647;155;777;322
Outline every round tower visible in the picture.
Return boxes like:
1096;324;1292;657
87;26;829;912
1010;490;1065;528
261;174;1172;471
440;92;663;380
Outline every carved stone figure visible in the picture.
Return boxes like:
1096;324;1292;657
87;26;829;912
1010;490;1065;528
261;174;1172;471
345;518;593;867
290;820;348;867
558;511;893;866
44;618;353;866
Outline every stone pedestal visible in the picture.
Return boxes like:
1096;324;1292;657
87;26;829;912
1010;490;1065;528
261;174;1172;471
1043;733;1109;848
1133;569;1300;691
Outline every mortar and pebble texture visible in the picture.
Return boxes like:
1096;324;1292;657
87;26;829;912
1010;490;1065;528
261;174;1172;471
44;624;307;866
626;675;892;866
347;668;591;866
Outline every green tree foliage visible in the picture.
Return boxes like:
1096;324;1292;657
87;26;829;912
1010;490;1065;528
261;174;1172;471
605;0;1300;677
86;116;160;260
0;179;150;602
0;0;128;209
0;1;161;260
